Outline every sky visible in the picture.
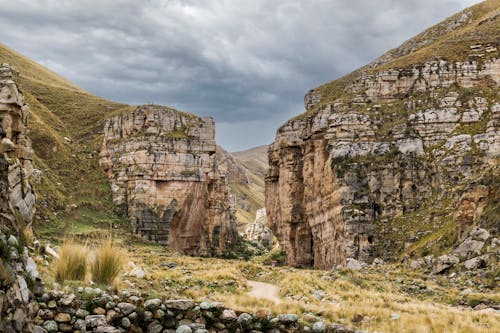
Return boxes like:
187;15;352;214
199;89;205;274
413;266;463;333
0;0;483;151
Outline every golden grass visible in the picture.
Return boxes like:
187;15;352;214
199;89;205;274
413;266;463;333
55;241;90;283
36;233;500;333
92;239;499;333
21;223;34;247
91;237;126;285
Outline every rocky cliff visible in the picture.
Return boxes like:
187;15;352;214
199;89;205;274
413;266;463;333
99;105;237;256
266;3;500;269
0;64;41;332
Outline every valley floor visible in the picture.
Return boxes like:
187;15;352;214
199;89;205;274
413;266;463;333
34;224;500;333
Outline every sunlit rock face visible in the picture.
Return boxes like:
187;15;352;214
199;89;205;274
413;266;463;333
100;105;237;256
266;56;499;269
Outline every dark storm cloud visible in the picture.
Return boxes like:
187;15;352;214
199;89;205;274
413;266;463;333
0;0;481;150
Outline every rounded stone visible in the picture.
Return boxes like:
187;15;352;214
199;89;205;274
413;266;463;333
43;320;58;333
221;309;237;321
147;321;163;333
145;298;162;310
8;235;18;247
199;302;214;310
237;313;253;327
54;312;71;323
176;325;193;333
117;302;136;315
312;321;326;332
279;313;298;324
121;317;131;328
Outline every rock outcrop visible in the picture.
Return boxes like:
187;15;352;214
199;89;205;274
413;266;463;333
243;208;274;249
0;64;36;228
99;105;237;256
266;10;499;268
0;64;41;332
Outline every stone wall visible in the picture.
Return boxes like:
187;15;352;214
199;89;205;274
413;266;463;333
99;105;237;256
31;289;353;333
266;56;499;269
0;64;40;332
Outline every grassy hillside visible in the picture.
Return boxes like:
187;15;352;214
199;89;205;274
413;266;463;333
310;0;500;114
0;43;133;239
230;145;268;226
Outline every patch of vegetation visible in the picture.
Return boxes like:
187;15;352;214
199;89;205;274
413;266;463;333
221;237;264;261
91;238;126;285
55;241;90;283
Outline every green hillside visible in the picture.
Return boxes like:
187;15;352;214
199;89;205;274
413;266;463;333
0;43;134;239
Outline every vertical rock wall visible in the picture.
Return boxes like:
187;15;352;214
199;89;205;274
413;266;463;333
100;105;237;256
0;64;39;332
266;57;500;269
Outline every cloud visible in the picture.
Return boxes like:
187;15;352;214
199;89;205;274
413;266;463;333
0;0;481;151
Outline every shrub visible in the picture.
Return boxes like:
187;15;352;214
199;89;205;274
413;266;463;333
55;241;89;283
91;238;125;285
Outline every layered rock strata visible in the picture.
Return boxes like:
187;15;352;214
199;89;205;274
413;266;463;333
0;64;40;332
100;105;237;256
266;56;499;268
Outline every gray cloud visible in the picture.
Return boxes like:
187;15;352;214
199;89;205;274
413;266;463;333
0;0;481;151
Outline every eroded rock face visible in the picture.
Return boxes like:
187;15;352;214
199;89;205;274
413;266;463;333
266;57;499;269
0;64;39;332
100;105;237;256
244;208;274;249
0;64;36;230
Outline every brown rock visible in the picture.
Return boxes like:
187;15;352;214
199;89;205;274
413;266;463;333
265;57;500;268
54;312;71;323
100;105;237;256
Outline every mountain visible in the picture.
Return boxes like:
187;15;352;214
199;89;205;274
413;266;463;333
229;145;269;226
266;0;500;268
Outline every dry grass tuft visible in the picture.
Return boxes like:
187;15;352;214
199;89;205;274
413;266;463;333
55;241;89;283
21;223;35;247
92;237;126;285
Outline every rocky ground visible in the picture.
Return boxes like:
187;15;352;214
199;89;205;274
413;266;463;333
21;225;497;333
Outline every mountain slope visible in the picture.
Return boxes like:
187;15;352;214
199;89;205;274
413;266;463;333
218;145;268;227
305;0;500;116
266;0;499;268
0;43;133;237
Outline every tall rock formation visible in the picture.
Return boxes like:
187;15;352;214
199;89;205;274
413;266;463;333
0;64;36;228
0;64;40;332
99;105;237;256
244;208;274;249
266;3;500;269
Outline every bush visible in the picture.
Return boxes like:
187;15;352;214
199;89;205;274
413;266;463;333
91;238;125;285
55;241;89;283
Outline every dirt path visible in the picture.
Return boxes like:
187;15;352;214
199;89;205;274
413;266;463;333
247;280;281;303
